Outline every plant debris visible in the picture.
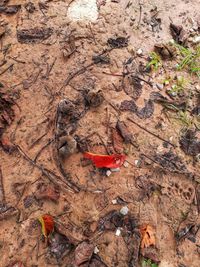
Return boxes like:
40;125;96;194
39;214;54;238
154;43;177;59
0;89;15;139
17;27;53;44
120;100;138;113
179;130;200;156
48;231;74;262
111;128;124;153
107;37;129;48
154;151;187;172
74;241;94;266
84;90;104;108
0;5;21;15
140;225;156;249
137;100;154;119
170;23;187;44
35;183;60;202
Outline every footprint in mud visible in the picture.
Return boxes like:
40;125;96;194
163;179;195;204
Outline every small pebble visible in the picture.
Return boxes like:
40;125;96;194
193;36;200;44
136;48;143;56
94;246;99;254
134;159;141;167
120;206;129;216
115;228;121;236
169;39;175;44
123;161;129;168
106;170;112;177
110;167;120;172
112;199;117;205
156;83;164;90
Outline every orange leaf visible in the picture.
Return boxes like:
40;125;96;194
38;214;54;238
83;152;126;168
140;224;156;249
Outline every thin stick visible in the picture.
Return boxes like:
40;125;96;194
127;117;177;147
0;63;14;76
45;57;57;78
15;144;78;193
0;167;5;203
34;138;54;162
137;1;142;28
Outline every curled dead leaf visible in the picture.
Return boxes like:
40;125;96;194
38;214;54;238
140;224;156;249
74;241;94;266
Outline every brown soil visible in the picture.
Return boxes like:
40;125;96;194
0;1;200;267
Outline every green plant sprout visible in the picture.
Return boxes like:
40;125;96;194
177;110;193;128
142;258;158;267
168;76;188;96
174;44;200;77
146;52;162;71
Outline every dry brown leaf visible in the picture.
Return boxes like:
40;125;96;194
74;241;94;266
140;224;156;249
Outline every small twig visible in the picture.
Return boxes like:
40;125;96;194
45;57;57;78
15;144;77;193
60;47;114;90
34;138;54;162
9;56;26;64
0;63;14;76
96;132;110;154
127;117;177;147
137;1;142;28
29;132;48;150
88;23;97;45
0;167;5;203
60;62;94;90
102;71;123;77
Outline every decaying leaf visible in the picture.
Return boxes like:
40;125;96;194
84;90;104;108
140;224;156;249
107;37;129;48
137;100;154;119
39;214;54;238
35;183;60;202
170;23;187;44
116;120;134;144
17;27;53;44
89;254;108;267
98;210;124;231
0;5;21;15
0;136;15;153
179;130;200;156
120;100;138;113
74;241;94;266
154;43;177;59
0;89;15;139
111;128;124;153
0;203;18;221
83;152;126;168
48;231;74;261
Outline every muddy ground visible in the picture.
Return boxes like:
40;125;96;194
0;0;200;267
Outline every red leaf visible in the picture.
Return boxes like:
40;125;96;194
39;214;54;237
83;152;126;168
